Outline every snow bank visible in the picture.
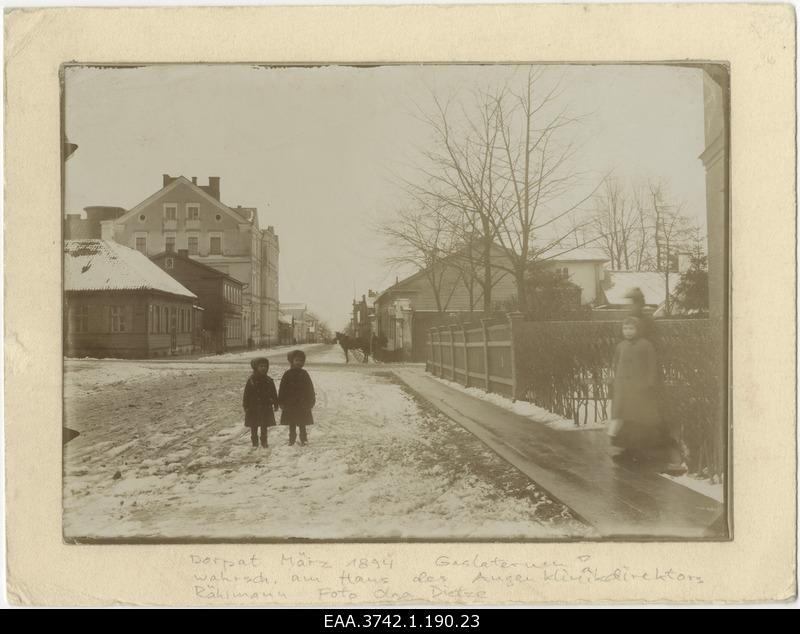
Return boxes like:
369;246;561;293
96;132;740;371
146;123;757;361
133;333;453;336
660;473;724;503
431;376;605;430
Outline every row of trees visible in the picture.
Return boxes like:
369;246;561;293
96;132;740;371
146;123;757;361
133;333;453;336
378;68;705;315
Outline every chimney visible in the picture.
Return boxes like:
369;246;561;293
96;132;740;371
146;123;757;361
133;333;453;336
163;173;171;187
100;220;115;241
191;177;197;185
208;176;220;200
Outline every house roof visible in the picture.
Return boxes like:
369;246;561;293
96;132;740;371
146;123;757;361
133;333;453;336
601;271;680;307
112;176;255;227
534;246;609;263
278;313;293;325
280;302;307;311
149;251;243;286
65;240;197;299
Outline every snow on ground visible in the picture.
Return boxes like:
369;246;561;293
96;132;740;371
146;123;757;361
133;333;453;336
660;473;724;503
197;343;322;363
64;359;197;398
63;360;590;540
431;376;605;431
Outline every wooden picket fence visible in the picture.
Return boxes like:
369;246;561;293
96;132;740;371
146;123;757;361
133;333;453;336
426;319;514;397
426;314;725;477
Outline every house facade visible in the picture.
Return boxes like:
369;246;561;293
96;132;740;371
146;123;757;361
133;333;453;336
372;245;607;361
150;251;244;353
280;303;308;344
351;291;377;341
88;174;279;348
64;240;198;358
534;248;608;305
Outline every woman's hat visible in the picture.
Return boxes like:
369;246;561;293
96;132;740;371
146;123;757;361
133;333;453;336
624;287;645;302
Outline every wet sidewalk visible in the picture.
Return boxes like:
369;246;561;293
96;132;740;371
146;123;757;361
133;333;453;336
392;367;726;539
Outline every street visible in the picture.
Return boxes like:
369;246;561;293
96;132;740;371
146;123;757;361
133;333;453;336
63;345;591;540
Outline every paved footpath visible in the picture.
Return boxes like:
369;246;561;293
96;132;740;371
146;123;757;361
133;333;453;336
393;367;725;539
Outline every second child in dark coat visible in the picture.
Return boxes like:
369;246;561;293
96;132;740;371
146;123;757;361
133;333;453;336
243;357;279;448
278;350;316;446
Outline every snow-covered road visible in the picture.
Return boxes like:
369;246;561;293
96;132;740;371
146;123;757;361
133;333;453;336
63;348;590;540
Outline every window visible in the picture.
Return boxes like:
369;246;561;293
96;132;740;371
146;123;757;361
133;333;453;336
187;205;200;220
170;308;177;332
109;306;126;333
162;307;168;333
138;214;146;223
135;236;147;254
164;204;177;221
210;236;222;255
188;236;199;255
71;305;89;333
165;257;174;269
165;235;176;253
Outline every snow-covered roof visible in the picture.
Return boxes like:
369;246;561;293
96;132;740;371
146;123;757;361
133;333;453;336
65;240;197;299
601;271;679;307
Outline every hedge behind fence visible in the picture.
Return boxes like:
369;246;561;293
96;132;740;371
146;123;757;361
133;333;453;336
516;319;724;477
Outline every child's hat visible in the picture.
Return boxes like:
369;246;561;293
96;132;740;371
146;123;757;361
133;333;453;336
250;357;269;370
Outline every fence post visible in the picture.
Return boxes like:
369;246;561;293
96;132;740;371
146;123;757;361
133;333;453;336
507;311;525;402
462;322;470;388
426;328;433;373
448;324;457;381
480;318;491;393
438;325;449;378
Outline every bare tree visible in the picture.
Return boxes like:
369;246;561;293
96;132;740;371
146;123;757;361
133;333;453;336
589;177;641;270
402;68;600;314
485;69;601;310
376;204;461;313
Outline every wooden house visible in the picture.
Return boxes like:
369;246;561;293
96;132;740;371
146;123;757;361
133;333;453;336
64;240;197;358
150;250;244;353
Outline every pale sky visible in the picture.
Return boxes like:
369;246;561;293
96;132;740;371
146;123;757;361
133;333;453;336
64;64;708;328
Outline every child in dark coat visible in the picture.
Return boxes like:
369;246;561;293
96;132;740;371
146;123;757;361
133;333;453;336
243;357;279;448
278;350;316;446
610;317;663;463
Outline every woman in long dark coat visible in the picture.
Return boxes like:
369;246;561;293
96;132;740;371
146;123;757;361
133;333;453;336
278;350;316;446
243;357;279;448
610;317;663;461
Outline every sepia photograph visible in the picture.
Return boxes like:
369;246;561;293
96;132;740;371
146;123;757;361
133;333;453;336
61;62;728;543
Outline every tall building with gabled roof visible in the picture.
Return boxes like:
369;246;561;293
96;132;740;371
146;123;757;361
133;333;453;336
77;174;280;348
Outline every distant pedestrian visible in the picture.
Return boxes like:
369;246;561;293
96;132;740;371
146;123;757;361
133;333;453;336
243;357;279;448
278;350;316;446
609;317;663;464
